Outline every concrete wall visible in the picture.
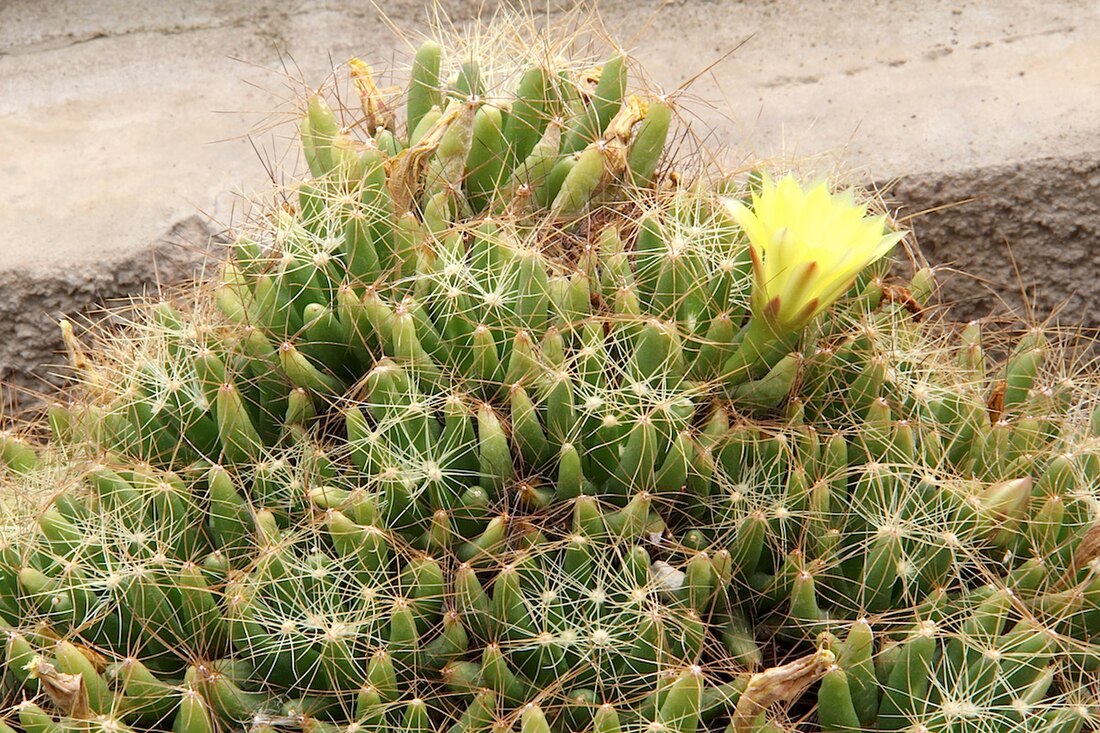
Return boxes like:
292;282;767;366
2;0;1098;406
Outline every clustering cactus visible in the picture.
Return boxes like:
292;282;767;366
1;14;1099;733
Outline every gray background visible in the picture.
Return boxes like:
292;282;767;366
2;0;1098;407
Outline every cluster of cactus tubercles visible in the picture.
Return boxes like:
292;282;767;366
1;17;1099;733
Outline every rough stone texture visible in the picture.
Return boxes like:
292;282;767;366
892;156;1100;326
1;0;1098;406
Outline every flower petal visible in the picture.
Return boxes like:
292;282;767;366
728;174;907;331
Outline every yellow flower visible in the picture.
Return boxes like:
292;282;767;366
723;174;905;332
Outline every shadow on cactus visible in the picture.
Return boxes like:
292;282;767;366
1;8;1099;733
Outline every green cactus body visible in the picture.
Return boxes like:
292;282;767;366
1;16;1098;733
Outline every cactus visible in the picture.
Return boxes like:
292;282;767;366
1;12;1100;733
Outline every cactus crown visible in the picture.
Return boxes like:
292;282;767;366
1;11;1099;733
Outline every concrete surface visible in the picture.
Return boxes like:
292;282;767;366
1;0;1099;405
